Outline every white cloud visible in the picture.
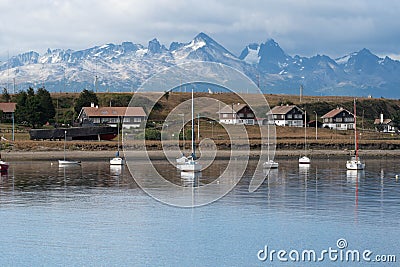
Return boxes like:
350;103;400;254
1;0;400;60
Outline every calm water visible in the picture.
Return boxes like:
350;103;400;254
0;157;399;266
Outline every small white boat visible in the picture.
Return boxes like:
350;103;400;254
59;130;81;166
110;151;125;165
0;159;9;172
176;154;188;165
178;158;202;172
110;157;125;165
346;156;365;170
299;110;311;165
110;118;125;165
346;99;365;171
176;88;202;172
299;156;311;164
263;122;278;169
58;159;81;165
263;160;279;169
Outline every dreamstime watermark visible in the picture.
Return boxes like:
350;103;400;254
122;61;276;207
257;238;397;263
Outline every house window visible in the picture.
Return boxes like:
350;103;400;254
108;117;119;123
287;114;293;119
223;114;228;118
273;115;278;119
123;117;131;123
336;118;342;122
133;117;142;123
247;113;254;118
92;118;100;123
294;114;302;119
238;113;244;118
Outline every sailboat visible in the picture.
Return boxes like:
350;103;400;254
0;136;9;172
263;121;278;169
177;88;202;172
58;130;81;165
0;154;9;172
110;118;125;165
299;110;311;164
346;99;365;170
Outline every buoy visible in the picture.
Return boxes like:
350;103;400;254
396;175;398;181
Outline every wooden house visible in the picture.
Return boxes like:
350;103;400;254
217;103;256;125
77;104;146;128
267;105;304;127
321;107;354;130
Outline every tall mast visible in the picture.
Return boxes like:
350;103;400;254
354;99;358;160
304;110;307;154
191;87;196;159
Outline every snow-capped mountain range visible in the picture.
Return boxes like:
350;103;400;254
1;32;399;98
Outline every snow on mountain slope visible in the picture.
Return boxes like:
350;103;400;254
1;33;400;97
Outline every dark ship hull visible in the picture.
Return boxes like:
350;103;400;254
29;126;118;141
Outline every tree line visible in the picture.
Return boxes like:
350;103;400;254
1;87;102;128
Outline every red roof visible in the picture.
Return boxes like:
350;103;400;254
82;106;146;117
374;118;392;125
0;102;16;113
321;107;352;118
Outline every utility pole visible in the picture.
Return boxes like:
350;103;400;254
314;111;318;140
300;84;303;103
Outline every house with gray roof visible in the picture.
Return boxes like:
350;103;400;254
217;103;256;125
267;105;304;127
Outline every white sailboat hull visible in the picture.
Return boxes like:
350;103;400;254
58;160;81;165
299;156;311;164
0;160;9;171
176;156;188;164
178;161;202;172
263;160;279;169
110;157;125;165
346;158;365;170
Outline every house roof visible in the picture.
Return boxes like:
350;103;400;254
321;107;353;118
269;105;303;115
217;104;248;114
0;102;16;113
374;118;392;125
82;106;146;117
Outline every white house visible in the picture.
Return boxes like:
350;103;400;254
374;113;396;133
217;103;256;125
268;105;304;127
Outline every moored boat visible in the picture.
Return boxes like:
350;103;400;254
346;99;365;171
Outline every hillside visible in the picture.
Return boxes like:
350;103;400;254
2;92;400;154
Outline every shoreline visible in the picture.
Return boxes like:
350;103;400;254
3;148;400;161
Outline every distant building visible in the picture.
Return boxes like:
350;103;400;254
374;113;396;133
267;105;304;127
321;107;354;130
0;102;16;121
217;103;256;125
77;104;147;129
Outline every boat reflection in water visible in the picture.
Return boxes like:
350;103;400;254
180;171;202;187
299;163;310;176
346;169;365;183
110;165;123;177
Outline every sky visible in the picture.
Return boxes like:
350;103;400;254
1;0;400;60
